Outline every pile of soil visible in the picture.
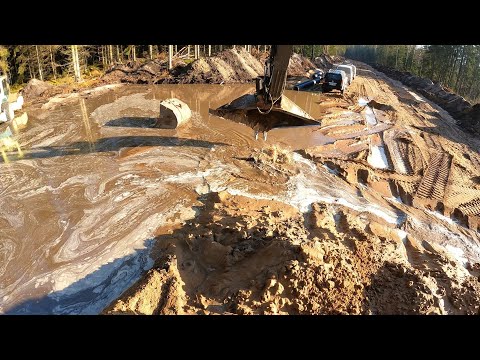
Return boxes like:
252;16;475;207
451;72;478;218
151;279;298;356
101;59;173;84
22;49;322;104
287;53;316;76
104;190;480;315
21;79;66;103
21;78;109;106
173;47;264;84
457;104;480;136
313;54;338;71
373;64;479;136
101;48;319;85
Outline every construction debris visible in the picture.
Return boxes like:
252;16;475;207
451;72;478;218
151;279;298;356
157;98;192;128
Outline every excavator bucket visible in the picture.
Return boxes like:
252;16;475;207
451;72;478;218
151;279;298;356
210;45;320;139
210;93;320;137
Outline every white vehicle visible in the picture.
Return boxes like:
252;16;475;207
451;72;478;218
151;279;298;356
347;63;357;79
334;64;354;85
0;75;23;123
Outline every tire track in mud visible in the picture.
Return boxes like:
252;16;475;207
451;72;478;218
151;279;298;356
348;63;480;236
459;198;480;216
415;151;452;200
383;130;413;175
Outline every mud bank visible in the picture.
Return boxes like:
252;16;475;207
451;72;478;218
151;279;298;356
103;48;322;85
21;49;322;108
372;64;480;136
104;190;480;315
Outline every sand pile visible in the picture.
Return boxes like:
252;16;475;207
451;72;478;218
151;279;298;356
101;48;318;85
373;64;480;136
287;53;316;77
104;190;480;315
102;59;172;84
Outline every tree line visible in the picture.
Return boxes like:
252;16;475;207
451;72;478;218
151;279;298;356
6;45;476;102
0;45;228;85
345;45;480;103
0;45;345;88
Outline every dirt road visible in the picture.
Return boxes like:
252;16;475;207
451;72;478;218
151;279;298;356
1;62;480;315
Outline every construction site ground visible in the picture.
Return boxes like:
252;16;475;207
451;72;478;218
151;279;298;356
1;59;480;315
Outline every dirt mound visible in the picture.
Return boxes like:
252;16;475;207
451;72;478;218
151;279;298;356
101;59;173;84
313;54;336;71
100;48;317;86
457;104;480;136
104;191;480;315
174;47;264;84
287;53;316;77
373;64;478;135
21;78;77;105
22;79;55;102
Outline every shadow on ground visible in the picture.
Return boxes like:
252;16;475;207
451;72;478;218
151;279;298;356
105;117;159;128
4;239;155;315
2;135;227;163
104;117;180;130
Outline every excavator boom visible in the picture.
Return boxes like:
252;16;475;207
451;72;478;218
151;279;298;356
257;45;293;106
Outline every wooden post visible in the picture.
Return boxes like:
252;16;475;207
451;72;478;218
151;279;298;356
187;45;191;58
149;45;153;59
208;45;211;57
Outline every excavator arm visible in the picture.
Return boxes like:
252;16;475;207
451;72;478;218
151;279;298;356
255;45;293;110
210;45;319;140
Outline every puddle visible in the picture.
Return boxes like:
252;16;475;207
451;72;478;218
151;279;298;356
0;84;333;314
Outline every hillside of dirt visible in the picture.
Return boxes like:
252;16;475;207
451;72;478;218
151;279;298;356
372;64;480;136
105;163;480;315
20;49;323;107
102;48;322;85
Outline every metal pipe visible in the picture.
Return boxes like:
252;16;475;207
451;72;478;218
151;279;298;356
293;78;321;91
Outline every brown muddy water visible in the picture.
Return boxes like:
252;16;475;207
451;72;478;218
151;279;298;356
0;84;339;314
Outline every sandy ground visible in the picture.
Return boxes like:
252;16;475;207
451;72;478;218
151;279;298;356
104;190;480;315
104;63;480;315
2;59;480;315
